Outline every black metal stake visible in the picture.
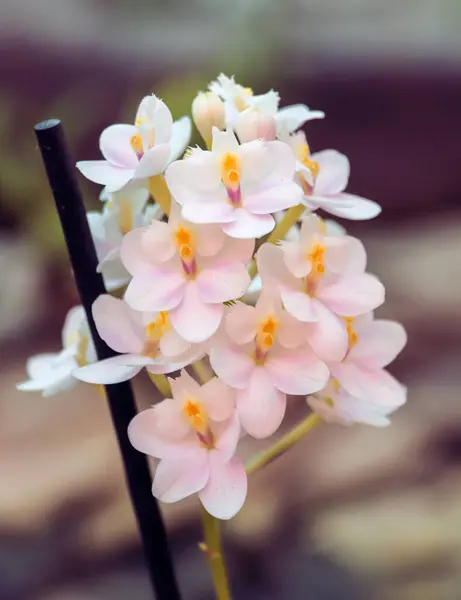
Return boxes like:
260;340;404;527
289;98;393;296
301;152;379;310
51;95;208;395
34;119;182;600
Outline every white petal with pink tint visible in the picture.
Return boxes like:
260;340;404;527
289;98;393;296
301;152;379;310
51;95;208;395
222;209;274;239
99;124;138;168
135;144;171;178
304;302;349;362
201;378;236;422
153;451;210;503
210;345;254;390
170;282;223;343
237;367;286;439
311;193;382;220
331;363;407;407
92;295;143;354
182;201;236;225
317;273;385;317
199;453;247;520
348;320;407;369
125;266;185;312
197;263;250;303
311;150;349;196
281;289;319;322
141;221;176;262
265;347;329;395
159;328;191;358
325;236;367;275
214;412;241;459
225;303;257;345
76;161;133;192
74;355;147;384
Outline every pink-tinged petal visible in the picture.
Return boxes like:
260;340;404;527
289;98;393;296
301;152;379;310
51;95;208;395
125;267;185;312
169;369;201;402
182;201;236;225
120;228;151;275
225;302;257;345
281;289;319;322
159;328;191;357
348;320;407;369
201;378;236;421
135;96;173;143
99;124;138;168
214;236;255;264
196;263;250;303
210;345;254;390
325;235;367;275
213;413;241;461
317;273;385;317
282;242;311;278
74;356;144;384
195;224;226;257
141;220;176;262
256;243;297;288
236;367;286;439
199;453;247;520
76;161;133;192
311;150;350;196
147;352;202;375
153;450;210;503
331;363;407;407
222;209;274;239
170;282;223;343
278;311;309;349
276;104;325;135
265;346;329;395
245;181;302;215
304;301;349;362
135;144;171;178
307;391;394;427
309;193;381;220
153;398;190;438
169;116;192;162
212;128;240;155
165;153;221;201
92;295;143;354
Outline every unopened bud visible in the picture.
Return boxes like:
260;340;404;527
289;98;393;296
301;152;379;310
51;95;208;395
192;92;225;149
235;109;276;143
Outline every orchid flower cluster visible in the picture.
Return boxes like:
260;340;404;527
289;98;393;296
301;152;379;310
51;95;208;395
18;74;407;521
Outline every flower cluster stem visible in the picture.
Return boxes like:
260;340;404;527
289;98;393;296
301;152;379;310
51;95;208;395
148;372;172;397
148;174;172;216
201;507;232;600
246;413;321;474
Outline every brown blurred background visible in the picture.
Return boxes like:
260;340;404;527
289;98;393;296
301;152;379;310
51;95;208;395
1;1;461;599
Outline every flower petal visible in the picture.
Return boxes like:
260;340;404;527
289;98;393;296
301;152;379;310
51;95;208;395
222;209;274;239
92;295;143;353
182;200;236;225
225;302;257;345
135;144;171;178
74;355;144;384
304;300;349;362
331;363;407;407
348;320;407;369
325;235;367;275
169;116;192;162
129;407;192;459
214;412;241;459
99;124;138;168
309;193;381;220
196;262;250;303
170;281;223;343
124;264;185;312
281;289;319;322
236;367;286;439
265;346;329;395
317;273;385;317
210;344;254;390
244;180;302;215
276;104;324;135
312;150;349;196
159;328;191;358
153;451;210;503
199;453;247;520
76;161;133;192
201;377;236;421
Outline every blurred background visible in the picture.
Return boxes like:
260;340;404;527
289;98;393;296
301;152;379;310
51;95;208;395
1;0;461;598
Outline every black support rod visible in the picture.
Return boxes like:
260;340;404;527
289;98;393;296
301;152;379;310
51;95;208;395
34;119;182;600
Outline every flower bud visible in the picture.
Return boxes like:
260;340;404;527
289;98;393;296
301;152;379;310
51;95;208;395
192;92;225;148
235;108;276;143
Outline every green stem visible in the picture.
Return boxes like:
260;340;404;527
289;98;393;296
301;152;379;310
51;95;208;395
246;413;321;475
148;372;172;397
201;507;232;600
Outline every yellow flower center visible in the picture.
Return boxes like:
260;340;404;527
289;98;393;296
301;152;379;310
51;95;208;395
234;87;253;112
182;398;215;448
254;315;279;365
130;118;155;158
344;317;358;350
142;311;170;357
117;197;134;235
221;152;241;207
304;243;326;295
174;226;198;278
